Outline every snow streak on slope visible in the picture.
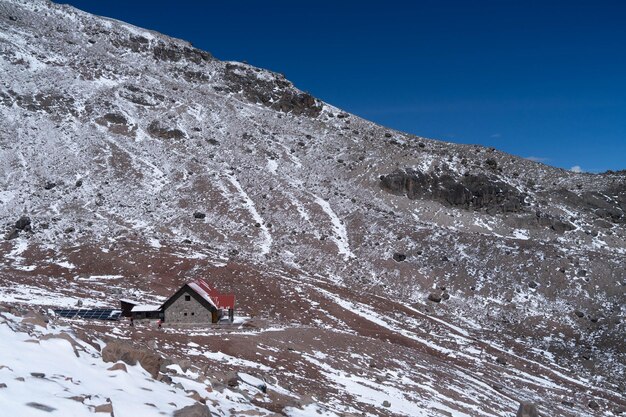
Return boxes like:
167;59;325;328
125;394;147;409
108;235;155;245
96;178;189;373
314;196;355;259
225;174;272;256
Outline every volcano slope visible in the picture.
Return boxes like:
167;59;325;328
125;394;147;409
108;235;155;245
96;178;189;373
0;0;625;415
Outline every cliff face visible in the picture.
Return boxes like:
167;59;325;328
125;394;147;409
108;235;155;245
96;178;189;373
0;1;625;415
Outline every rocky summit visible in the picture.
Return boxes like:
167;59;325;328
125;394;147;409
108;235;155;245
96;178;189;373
0;0;625;416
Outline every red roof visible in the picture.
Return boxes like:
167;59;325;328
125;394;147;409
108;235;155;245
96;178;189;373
214;294;235;309
188;279;235;309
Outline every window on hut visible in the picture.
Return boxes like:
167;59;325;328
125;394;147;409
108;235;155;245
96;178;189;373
185;295;191;301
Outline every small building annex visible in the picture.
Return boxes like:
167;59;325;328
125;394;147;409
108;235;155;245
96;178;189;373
120;279;235;324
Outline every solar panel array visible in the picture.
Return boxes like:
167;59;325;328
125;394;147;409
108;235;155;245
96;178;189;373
53;309;122;321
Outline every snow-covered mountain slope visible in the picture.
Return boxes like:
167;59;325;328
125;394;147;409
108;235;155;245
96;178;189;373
0;0;625;415
0;308;334;417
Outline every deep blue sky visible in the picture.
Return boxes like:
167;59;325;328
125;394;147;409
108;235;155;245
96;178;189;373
64;0;626;172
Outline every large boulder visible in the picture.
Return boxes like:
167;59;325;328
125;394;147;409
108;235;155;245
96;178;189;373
15;216;31;230
516;401;539;417
101;340;162;378
173;403;212;417
4;228;19;240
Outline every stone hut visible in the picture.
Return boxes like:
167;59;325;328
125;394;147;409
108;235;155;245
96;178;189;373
161;279;235;324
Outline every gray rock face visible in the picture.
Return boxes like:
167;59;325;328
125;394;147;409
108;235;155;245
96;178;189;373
380;169;526;214
221;62;322;117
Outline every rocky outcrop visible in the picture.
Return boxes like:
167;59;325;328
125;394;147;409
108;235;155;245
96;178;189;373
147;120;185;140
95;112;136;136
533;211;575;234
102;341;162;378
557;187;626;224
152;41;212;64
118;84;165;107
220;63;322;117
380;169;526;214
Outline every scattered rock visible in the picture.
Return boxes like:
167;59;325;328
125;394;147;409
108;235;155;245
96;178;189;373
44;181;56;190
516;401;538;417
0;383;6;388
107;362;128;372
30;372;45;378
485;158;498;170
4;228;19;240
176;359;191;372
147;120;185;140
94;402;113;414
574;310;585;318
193;212;206;219
26;402;56;412
67;395;87;403
528;281;538;289
173;403;212;417
588;400;600;410
226;372;239;387
238;372;267;393
187;390;206;404
157;373;172;384
15;216;31;230
427;293;442;303
382;400;391;408
392;253;406;262
495;356;507;366
159;358;174;373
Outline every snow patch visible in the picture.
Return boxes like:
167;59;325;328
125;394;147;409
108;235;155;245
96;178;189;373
314;196;355;259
